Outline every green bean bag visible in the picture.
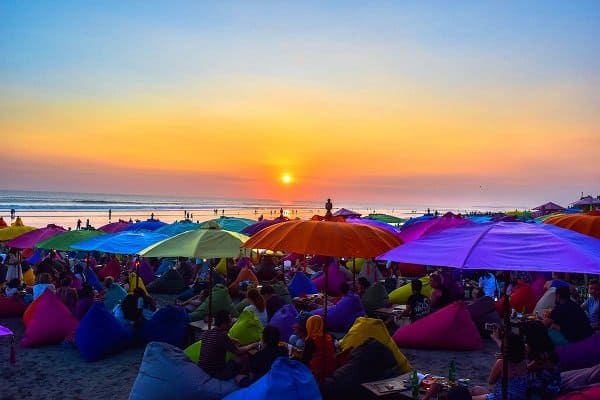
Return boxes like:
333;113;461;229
189;284;238;322
388;276;431;305
235;298;251;314
147;268;186;294
184;340;202;363
361;283;389;316
228;310;263;345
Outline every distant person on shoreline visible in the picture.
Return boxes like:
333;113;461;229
108;209;112;221
10;208;15;219
76;219;82;230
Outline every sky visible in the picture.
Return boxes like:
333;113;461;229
1;1;598;209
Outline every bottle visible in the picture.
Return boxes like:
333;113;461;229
448;360;456;383
411;370;419;398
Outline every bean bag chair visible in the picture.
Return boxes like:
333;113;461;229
467;296;502;333
398;263;426;277
0;296;27;317
272;282;292;304
223;357;321;400
228;267;259;297
358;262;384;284
339;265;354;280
20;291;79;347
128;272;148;295
98;258;121;280
312;263;347;296
388;276;432;305
393;301;483;351
75;297;95;320
557;333;600;371
147;268;186;294
229;310;263;345
215;257;228;276
75;302;133;362
288;272;318;298
141;305;189;348
533;287;556;317
312;293;366;333
82;267;103;292
23;267;35;286
361;283;389;316
556;385;600;400
236;298;251;314
495;281;536;316
129;342;238;400
560;365;600;393
346;258;365;273
103;283;128;312
189;284;238;322
268;304;298;343
138;260;155;285
155;259;174;276
23;295;41;327
340;317;411;373
183;340;202;363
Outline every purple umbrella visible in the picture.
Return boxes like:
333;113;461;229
6;224;66;249
99;221;131;233
398;216;472;243
241;216;289;236
346;218;402;238
377;222;600;274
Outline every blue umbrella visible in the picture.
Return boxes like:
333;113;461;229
400;214;435;229
123;219;167;232
71;231;168;254
199;216;255;233
155;221;200;236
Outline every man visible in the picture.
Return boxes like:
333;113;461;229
429;272;451;312
544;285;593;343
248;326;287;381
581;280;599;330
260;284;283;322
403;279;431;322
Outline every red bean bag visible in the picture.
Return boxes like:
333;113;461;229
495;281;536;316
557;333;600;372
288;272;318;298
0;296;27;317
23;295;43;327
98;258;121;281
398;263;426;277
20;290;79;347
268;304;298;342
312;293;366;333
228;267;259;297
312;262;347;296
556;385;600;400
393;301;483;350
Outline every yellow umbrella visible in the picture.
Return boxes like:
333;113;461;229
0;217;37;241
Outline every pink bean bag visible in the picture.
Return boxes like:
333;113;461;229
268;304;298;342
98;258;121;281
556;385;600;400
0;296;27;317
313;293;366;333
312;262;347;296
393;301;483;350
495;281;536;316
557;333;600;371
20;290;79;347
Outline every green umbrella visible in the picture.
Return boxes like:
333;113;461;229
199;216;255;233
36;229;106;251
365;213;405;224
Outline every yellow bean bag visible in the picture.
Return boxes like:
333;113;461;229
346;258;365;273
215;258;227;276
23;268;35;286
340;317;411;373
388;276;431;305
128;272;148;295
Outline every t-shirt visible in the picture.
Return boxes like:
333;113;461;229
550;300;594;343
198;328;238;377
478;274;497;298
244;304;268;327
407;293;430;322
249;345;287;380
582;296;599;326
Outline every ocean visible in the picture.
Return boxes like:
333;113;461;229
0;190;516;230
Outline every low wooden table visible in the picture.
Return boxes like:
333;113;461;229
362;373;412;398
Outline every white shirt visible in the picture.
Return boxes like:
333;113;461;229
244;304;268;327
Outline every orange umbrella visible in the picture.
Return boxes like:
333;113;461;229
543;213;600;239
242;219;402;258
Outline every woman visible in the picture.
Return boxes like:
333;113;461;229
244;288;268;326
56;275;78;315
301;315;336;383
33;272;56;300
522;321;561;400
102;276;127;312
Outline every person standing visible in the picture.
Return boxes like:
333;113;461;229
581;280;599;330
108;208;112;221
76;219;82;230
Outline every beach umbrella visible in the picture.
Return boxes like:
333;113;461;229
401;214;435;229
241;216;289;236
0;218;37;241
5;224;65;249
0;217;7;228
71;231;168;254
345;217;401;238
332;208;362;218
123;219;167;232
365;213;404;224
35;229;106;251
199;216;255;233
544;213;600;239
154;221;201;236
466;215;493;224
398;216;473;243
98;221;131;233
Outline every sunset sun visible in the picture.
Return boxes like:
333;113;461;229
281;173;292;185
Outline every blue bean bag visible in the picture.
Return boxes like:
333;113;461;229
312;293;366;333
268;304;298;343
288;272;318;298
141;305;189;349
223;358;321;400
84;267;104;292
129;342;239;400
75;302;133;362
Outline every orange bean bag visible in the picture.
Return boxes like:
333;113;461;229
495;280;536;316
228;267;259;297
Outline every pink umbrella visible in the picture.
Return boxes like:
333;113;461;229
398;216;472;243
6;224;66;249
99;221;131;233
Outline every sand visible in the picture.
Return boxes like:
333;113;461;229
0;295;497;399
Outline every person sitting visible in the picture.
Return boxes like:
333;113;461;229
243;288;268;326
5;278;22;298
403;279;431;322
56;275;78;315
133;287;157;321
289;311;311;351
581;279;599;330
356;277;370;297
32;272;56;300
301;315;336;383
544;286;593;343
260;284;283;322
75;284;95;320
477;271;498;299
248;326;288;382
103;276;128;312
429;272;451;312
521;321;561;400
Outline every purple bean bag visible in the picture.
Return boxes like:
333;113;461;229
268;304;298;342
288;272;318;298
313;293;366;333
557;333;600;372
141;305;189;348
138;260;156;285
312;263;347;296
393;301;483;351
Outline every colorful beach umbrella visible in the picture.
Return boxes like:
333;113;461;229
377;222;600;274
544;213;600;239
199;216;255;233
345;217;401;238
98;221;131;233
123;219;167;232
365;213;404;224
139;227;249;259
241;216;289;236
0;217;37;241
36;229;106;251
154;221;201;236
398;216;472;243
401;214;435;229
5;224;65;249
332;208;362;218
72;231;168;254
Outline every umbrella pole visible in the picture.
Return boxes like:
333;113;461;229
208;260;213;330
135;260;140;290
502;271;510;400
323;260;328;335
352;257;356;290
